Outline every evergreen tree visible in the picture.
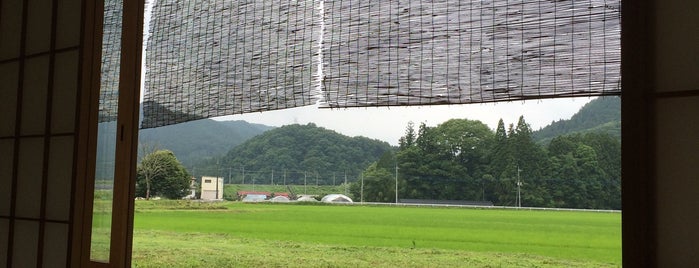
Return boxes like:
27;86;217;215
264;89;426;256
488;119;512;180
398;121;417;149
507;116;548;207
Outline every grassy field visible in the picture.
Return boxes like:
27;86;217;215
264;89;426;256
132;201;620;267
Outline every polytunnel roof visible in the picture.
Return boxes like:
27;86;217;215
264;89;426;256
271;196;290;202
321;194;353;203
296;196;317;202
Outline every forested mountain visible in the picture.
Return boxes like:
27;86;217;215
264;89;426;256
533;97;620;143
139;119;273;167
96;119;272;179
198;123;393;186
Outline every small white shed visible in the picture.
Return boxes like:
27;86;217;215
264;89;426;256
200;176;223;200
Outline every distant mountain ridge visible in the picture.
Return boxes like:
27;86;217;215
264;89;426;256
136;97;618;175
202;123;393;184
533;97;620;143
139;119;274;167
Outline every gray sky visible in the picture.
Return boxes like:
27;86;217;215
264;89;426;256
216;97;594;146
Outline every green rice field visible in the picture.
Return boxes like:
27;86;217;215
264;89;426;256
132;201;620;267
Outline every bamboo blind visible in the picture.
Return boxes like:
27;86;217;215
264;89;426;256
132;0;620;128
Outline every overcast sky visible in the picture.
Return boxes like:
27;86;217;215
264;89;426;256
216;97;594;146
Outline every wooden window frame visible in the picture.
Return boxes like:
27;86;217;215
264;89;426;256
66;0;658;266
72;0;144;266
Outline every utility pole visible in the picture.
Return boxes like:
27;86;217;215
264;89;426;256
215;176;219;200
242;166;245;185
271;170;274;185
517;166;522;208
344;171;348;196
283;169;286;185
395;162;399;204
216;159;221;184
360;173;364;203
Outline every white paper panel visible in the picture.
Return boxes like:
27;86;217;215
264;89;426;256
15;137;44;219
26;0;54;54
0;219;8;266
56;0;82;49
42;223;69;268
0;139;14;216
51;50;79;134
46;136;74;221
0;0;23;60
12;220;39;268
0;62;19;137
655;96;699;266
20;56;49;136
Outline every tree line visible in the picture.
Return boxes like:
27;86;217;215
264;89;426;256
352;117;620;209
134;116;620;209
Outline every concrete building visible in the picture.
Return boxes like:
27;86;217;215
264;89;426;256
200;176;223;200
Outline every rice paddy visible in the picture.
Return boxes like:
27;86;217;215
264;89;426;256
132;201;620;267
